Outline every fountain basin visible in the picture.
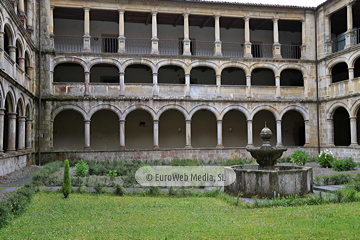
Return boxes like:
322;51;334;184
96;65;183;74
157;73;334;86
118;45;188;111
224;165;313;198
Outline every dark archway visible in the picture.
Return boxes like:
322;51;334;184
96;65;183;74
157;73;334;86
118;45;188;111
159;110;186;148
190;67;216;85
354;57;360;78
158;66;185;84
4;25;13;56
282;110;305;146
16;40;23;66
332;62;349;83
3;93;15;152
221;67;246;85
253;110;277;146
333;107;350;146
251;68;275;86
280;69;303;86
125;64;152;84
90;64;119;83
53;110;84;150
357;109;360;145
90;110;119;150
125;110;153;149
222;110;247;147
54;63;85;82
192;110;217;148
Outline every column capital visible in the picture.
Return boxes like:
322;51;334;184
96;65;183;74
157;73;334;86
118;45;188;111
118;9;125;13
183;13;189;18
18;116;26;121
83;7;91;11
153;119;159;123
7;112;17;118
152;72;158;76
26;119;33;123
214;15;220;20
152;11;158;16
8;45;16;51
347;1;355;7
247;119;253;123
185;119;191;124
244;16;250;21
0;108;5;114
50;5;55;10
276;119;282;123
273;17;279;22
350;116;357;120
119;119;126;123
84;120;91;123
217;119;222;123
301;18;306;23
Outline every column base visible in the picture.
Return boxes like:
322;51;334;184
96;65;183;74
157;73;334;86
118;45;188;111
153;146;160;150
246;144;254;148
216;145;224;149
17;149;26;153
185;145;193;149
119;146;126;150
350;143;359;147
5;150;16;154
276;144;283;147
84;147;91;150
183;52;191;56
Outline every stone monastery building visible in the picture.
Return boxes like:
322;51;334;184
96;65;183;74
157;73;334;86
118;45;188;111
0;0;360;175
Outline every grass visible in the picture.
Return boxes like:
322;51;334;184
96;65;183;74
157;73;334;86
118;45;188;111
1;192;360;239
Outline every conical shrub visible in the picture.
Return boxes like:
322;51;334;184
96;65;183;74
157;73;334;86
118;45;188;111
62;159;71;198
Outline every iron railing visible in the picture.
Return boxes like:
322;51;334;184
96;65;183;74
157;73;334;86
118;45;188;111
353;28;360;45
91;37;118;53
54;35;83;52
281;44;301;59
252;44;273;58
126;38;151;54
159;39;181;55
193;41;213;56
222;42;243;58
331;34;346;53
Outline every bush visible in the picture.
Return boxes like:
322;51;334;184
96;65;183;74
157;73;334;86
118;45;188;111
317;149;335;168
62;159;71;198
331;158;357;171
94;182;106;194
220;159;248;166
170;159;203;166
75;159;89;177
290;150;309;166
114;184;127;196
313;173;354;185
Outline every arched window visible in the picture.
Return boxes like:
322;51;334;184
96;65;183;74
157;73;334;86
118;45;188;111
251;68;275;86
54;63;85;82
280;69;303;86
331;62;349;83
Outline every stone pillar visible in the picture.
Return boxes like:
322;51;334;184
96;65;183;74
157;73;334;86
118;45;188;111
185;120;192;148
0;32;4;70
153;120;159;149
26;0;34;34
273;18;282;58
326;74;331;98
18;57;25;70
49;6;55;37
246;75;252;98
83;7;91;52
185;73;190;97
119;72;125;96
17;116;26;152
183;13;191;56
18;0;25;25
8;46;16;62
119;120;125;150
350;117;358;146
216;74;221;97
327;119;334;146
6;112;17;154
118;10;126;53
301;19;306;59
303;77;309;98
0;109;4;153
345;2;354;49
50;120;54;150
304;120;310;146
84;120;91;150
153;73;159;97
247;120;254;147
151;12;159;55
216;120;223;148
25;119;32;150
244;17;252;58
325;15;332;54
275;75;281;98
276;119;283;147
84;71;90;96
214;15;222;57
348;68;354;92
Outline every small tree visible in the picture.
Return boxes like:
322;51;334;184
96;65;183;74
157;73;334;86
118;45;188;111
62;159;71;198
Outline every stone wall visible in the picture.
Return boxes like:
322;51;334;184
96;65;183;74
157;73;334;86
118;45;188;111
0;154;30;176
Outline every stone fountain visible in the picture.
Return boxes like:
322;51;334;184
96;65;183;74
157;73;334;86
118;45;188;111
224;124;313;198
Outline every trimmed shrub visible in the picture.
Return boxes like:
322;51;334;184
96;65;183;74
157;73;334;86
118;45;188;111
313;173;354;186
62;159;71;198
290;150;309;166
75;159;89;177
331;158;357;172
317;149;335;168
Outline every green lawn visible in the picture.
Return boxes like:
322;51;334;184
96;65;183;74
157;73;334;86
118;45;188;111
1;192;360;239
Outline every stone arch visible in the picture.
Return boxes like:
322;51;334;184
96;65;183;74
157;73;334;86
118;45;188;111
51;105;87;121
219;62;250;76
4;23;15;46
25;102;32;118
326;57;349;76
156;60;187;74
350;99;360;118
250;105;280;120
122;104;157;121
190;61;220;75
15;37;25;57
88;58;121;72
280;105;309;121
4;88;16;112
156;104;189;120
122;59;156;73
0;81;5;108
326;102;350;119
0;11;4;32
220;105;250;120
249;63;279;77
349;51;360;69
278;64;307;78
88;104;122;120
51;57;88;72
16;96;26;116
189;104;220;120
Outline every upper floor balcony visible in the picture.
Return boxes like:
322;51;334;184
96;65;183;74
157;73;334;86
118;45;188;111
52;7;305;60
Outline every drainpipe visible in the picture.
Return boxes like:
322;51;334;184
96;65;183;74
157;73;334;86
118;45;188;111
314;9;320;154
37;0;42;165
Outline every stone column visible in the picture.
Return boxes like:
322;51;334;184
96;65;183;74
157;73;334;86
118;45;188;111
0;109;4;153
84;120;91;150
49;6;55;37
326;74;331;98
18;0;25;25
153;73;159;97
0;32;4;70
83;7;91;52
216;74;221;97
17;116;26;152
247;120;254;147
185;120;192;148
304;120;310;146
273;18;282;58
119;72;125;96
84;71;90;96
345;2;354;49
185;73;190;97
303;76;309;98
301;19;307;59
6;112;17;154
118;10;126;53
26;0;34;34
25;119;32;150
8;46;16;62
246;75;252;98
275;75;281;98
119;120;125;150
327;119;334;146
183;13;191;56
50;120;54;150
350;117;358;146
348;68;354;92
18;57;25;70
244;17;252;58
216;120;223;148
153;120;159;149
276;119;283;147
214;15;222;57
325;15;332;54
151;12;159;55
